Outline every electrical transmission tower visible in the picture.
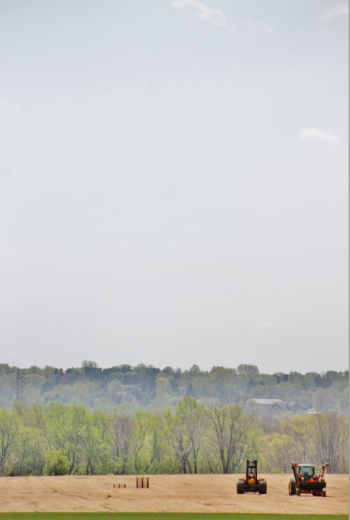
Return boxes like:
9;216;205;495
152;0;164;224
16;369;26;404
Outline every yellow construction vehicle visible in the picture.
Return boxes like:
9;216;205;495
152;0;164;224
237;460;267;494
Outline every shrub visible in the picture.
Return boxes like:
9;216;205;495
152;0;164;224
43;450;70;476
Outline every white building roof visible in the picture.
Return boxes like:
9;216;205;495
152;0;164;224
254;398;283;405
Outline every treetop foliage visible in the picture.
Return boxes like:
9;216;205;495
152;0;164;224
0;362;348;418
0;398;347;477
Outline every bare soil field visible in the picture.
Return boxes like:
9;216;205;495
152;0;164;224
0;474;347;514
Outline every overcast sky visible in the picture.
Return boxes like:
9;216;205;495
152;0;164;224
0;0;348;373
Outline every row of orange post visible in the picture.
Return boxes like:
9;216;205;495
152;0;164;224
136;476;150;488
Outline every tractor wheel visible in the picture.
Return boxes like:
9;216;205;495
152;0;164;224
289;479;296;496
322;490;326;497
296;487;301;496
237;481;245;494
259;480;267;494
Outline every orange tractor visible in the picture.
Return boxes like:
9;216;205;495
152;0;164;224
289;462;329;497
237;460;267;494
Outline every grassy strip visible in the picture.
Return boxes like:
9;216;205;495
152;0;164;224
0;515;348;520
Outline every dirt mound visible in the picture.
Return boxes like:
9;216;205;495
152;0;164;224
0;474;347;514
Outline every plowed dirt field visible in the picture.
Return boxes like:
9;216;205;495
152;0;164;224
0;474;347;514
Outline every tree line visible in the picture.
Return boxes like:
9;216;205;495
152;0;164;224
0;397;348;477
0;362;348;417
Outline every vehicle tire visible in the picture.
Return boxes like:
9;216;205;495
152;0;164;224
289;479;296;496
237;481;245;494
322;490;326;497
296;487;301;496
259;480;267;494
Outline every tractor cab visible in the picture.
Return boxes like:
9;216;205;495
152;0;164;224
290;462;329;497
297;464;315;481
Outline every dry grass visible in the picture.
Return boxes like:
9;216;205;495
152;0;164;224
0;474;347;514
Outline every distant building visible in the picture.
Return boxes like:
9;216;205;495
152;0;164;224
253;398;307;410
254;399;283;405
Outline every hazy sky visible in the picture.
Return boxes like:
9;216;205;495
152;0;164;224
0;0;348;373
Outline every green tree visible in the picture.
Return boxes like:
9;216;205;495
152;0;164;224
261;433;298;473
175;397;207;474
44;403;86;474
147;414;172;474
164;407;192;473
313;388;329;411
15;426;46;475
108;379;125;396
186;382;196;398
110;407;133;474
237;364;259;375
82;361;98;368
131;412;152;474
44;450;70;475
0;409;20;475
309;412;349;473
156;377;171;394
80;410;110;475
280;416;309;462
204;398;254;473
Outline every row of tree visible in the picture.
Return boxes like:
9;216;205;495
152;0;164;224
0;362;348;415
0;397;348;477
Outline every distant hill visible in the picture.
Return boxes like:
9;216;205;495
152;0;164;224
0;362;348;416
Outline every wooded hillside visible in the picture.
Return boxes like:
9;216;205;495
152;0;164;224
0;362;348;417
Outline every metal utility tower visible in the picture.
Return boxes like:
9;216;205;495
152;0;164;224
16;369;26;404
